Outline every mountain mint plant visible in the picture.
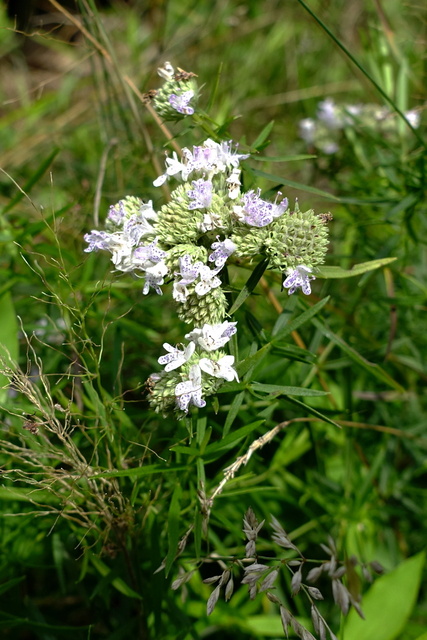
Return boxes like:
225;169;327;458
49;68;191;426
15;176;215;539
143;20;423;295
84;63;331;417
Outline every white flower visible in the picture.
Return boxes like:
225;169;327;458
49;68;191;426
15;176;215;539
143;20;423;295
158;341;195;372
153;152;189;186
199;355;239;382
185;321;237;352
175;365;206;412
283;265;315;295
194;265;221;297
299;118;316;144
209;238;237;269
199;212;225;232
226;167;242;199
142;261;168;295
172;281;190;302
405;109;420;129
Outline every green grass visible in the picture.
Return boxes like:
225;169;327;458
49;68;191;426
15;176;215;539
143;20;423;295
0;0;426;638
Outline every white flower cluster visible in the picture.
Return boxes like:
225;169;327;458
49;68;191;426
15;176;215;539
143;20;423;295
300;98;421;155
157;321;238;412
85;128;328;414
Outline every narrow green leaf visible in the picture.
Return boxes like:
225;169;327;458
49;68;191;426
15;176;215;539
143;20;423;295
255;154;317;162
312;318;405;392
316;258;397;279
2;148;59;214
229;258;269;315
284;395;341;428
343;552;425;640
0;291;19;402
203;420;264;459
170;445;200;456
92;463;188;479
273;296;330;342
250;383;329;397
236;343;272;378
0;576;25;596
165;483;182;577
251;120;275;149
90;555;142;600
246;166;339;200
222;390;245;437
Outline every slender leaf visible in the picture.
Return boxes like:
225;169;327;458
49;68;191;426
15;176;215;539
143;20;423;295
316;258;397;279
251;383;329;397
273;296;330;342
229;258;269;315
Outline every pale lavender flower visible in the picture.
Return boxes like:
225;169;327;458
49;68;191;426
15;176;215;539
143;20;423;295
185;321;237;352
317;98;343;130
188;179;213;210
84;230;111;253
177;255;203;285
169;90;195;116
239;190;288;228
199;355;239;382
154;138;249;186
143;261;168;295
158;341;196;372
175;365;206;412
194;265;222;297
283;265;315;295
209;238;237;269
133;238;166;268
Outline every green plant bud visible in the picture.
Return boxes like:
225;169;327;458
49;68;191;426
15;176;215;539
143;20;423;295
153;77;199;122
156;185;203;245
164;244;208;272
232;206;329;270
177;287;228;326
146;371;181;413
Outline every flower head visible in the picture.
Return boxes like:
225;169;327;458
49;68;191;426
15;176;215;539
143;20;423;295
238;189;288;228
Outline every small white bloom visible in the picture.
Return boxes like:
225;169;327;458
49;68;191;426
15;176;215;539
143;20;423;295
405;109;420;129
283;265;315;296
158;341;195;372
299;118;316;144
185;321;237;352
199;355;239;382
194;265;222;297
172;281;190;302
199;212;225;232
209;238;237;269
142;261;168;295
175;365;206;412
226;167;242;199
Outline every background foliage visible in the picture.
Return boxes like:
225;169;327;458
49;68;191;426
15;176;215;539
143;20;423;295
0;0;426;638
